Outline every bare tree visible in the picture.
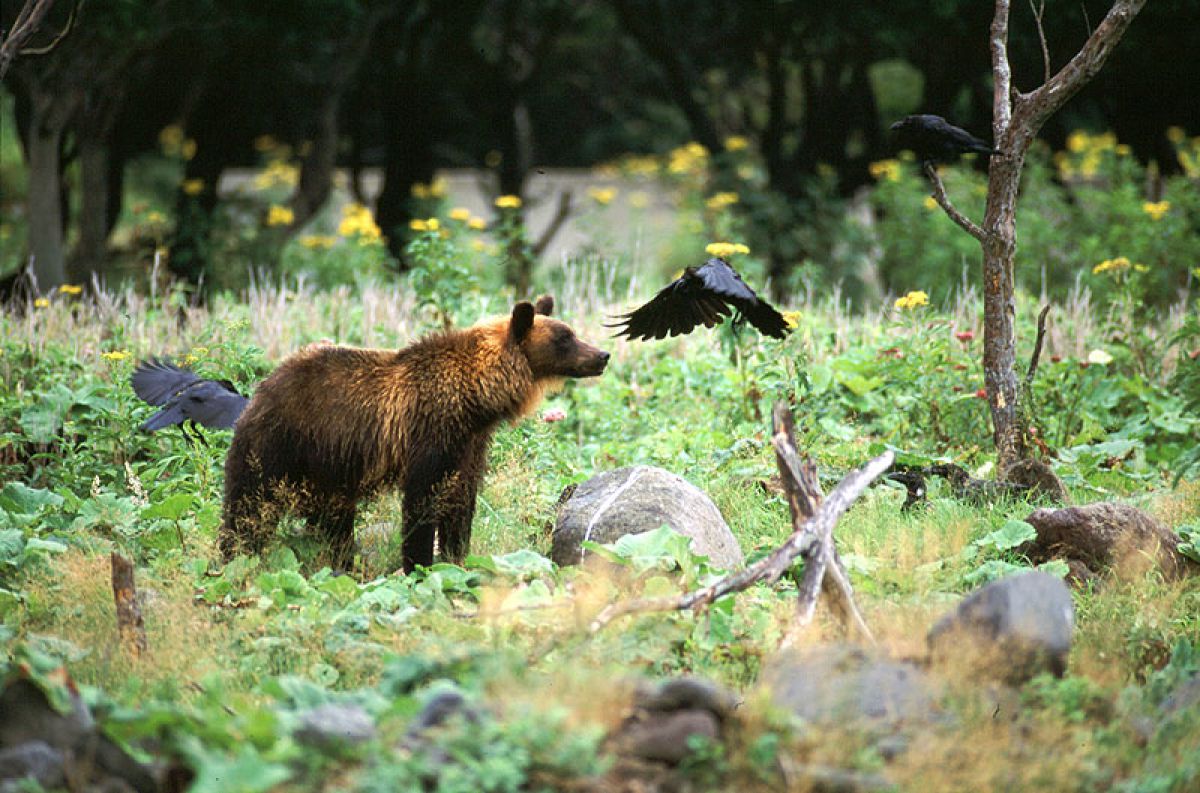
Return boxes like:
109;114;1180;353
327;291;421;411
0;0;61;81
927;0;1147;472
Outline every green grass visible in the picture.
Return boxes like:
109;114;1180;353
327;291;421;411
2;270;1198;792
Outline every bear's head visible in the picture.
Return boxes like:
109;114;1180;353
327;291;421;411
510;295;610;379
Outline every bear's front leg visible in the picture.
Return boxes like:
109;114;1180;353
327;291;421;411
402;441;485;572
306;501;357;572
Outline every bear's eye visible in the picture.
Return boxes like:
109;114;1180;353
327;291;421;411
552;329;574;352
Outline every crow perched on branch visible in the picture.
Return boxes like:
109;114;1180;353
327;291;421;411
131;358;248;435
890;114;1000;164
607;257;791;341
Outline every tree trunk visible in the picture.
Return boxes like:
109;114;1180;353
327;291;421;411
980;148;1027;468
70;134;110;285
288;93;339;233
25;97;68;289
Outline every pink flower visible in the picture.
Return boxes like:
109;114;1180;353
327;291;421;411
542;408;567;423
974;388;988;400
955;330;975;343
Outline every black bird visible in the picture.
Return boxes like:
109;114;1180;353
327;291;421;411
131;358;248;434
607;257;790;341
890;114;1000;164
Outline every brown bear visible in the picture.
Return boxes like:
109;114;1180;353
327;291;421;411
219;296;608;571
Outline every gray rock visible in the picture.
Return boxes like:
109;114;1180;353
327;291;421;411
928;571;1074;684
551;466;744;569
637;676;739;722
1023;502;1193;581
295;703;376;750
0;741;64;790
1160;675;1200;716
611;709;722;765
764;645;941;729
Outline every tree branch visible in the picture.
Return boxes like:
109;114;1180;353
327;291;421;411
1028;0;1051;84
1025;304;1051;387
531;190;573;257
0;0;57;80
1024;0;1147;130
990;0;1014;140
924;162;987;242
587;447;893;635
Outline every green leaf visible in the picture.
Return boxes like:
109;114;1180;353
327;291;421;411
140;493;195;521
470;549;555;580
975;520;1037;552
0;483;64;516
185;744;292;793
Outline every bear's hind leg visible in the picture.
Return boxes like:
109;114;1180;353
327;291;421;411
307;502;357;572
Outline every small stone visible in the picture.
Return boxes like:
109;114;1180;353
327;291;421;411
638;677;738;722
295;703;376;749
614;709;721;765
0;741;64;789
928;571;1074;684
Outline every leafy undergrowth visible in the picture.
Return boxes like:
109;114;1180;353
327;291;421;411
2;276;1198;792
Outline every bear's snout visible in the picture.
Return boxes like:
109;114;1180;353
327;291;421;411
574;347;610;377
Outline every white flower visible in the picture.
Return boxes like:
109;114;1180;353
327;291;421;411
1087;349;1113;365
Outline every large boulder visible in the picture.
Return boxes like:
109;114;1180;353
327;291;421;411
763;645;941;730
551;466;744;569
928;571;1074;684
1023;502;1193;581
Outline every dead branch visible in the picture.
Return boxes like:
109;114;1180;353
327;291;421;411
110;552;146;657
531;190;573;257
1025;304;1051;386
587;443;893;635
1028;0;1051;84
0;0;57;80
771;403;874;645
924;162;987;243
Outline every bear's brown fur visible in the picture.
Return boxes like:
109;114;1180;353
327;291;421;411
220;296;608;571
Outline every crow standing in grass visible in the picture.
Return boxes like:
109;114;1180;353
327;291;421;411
131;358;248;435
607;257;791;341
890;114;1000;165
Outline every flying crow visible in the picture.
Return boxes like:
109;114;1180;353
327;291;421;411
608;257;790;341
131;358;248;434
890;114;1000;164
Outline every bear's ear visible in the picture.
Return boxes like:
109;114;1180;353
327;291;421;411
534;295;554;316
510;301;536;343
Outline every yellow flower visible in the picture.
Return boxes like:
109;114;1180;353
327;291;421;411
1133;263;1149;273
34;297;50;308
894;290;929;310
668;142;709;174
629;191;649;209
181;139;197;161
724;135;749;152
470;239;487;252
782;311;801;329
923;196;938;211
705;241;750;257
468;217;487;230
146;211;166;224
868;159;901;182
587;186;617;205
1066;130;1089;153
266;205;294;226
182;178;205;196
449;207;472;221
411;182;430;199
425;218;440;231
58;284;83;295
1166;126;1186;144
253;160;299;189
409;219;428;231
158;124;184;154
102;350;130;362
338;203;382;241
705;191;739;211
624;155;659;177
1142;200;1170;221
300;235;336;249
495;194;523;209
1092;256;1131;274
1115;144;1131;157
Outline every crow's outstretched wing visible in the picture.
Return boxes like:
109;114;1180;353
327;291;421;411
131;358;202;406
132;358;248;431
607;257;789;341
692;259;790;339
